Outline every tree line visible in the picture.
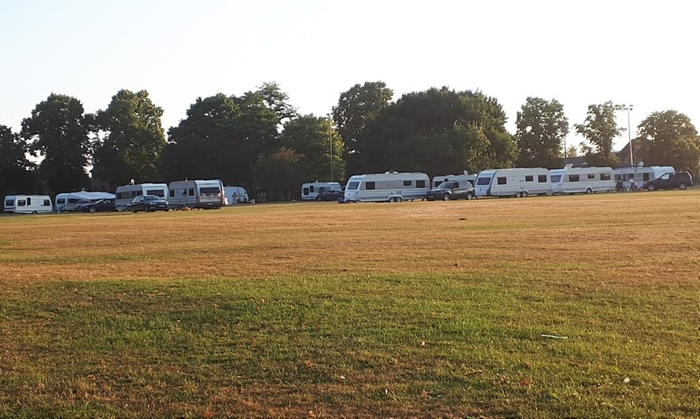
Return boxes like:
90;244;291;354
2;81;699;203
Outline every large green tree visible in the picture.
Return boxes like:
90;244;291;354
574;101;623;167
92;90;166;188
333;81;393;175
0;124;42;204
253;147;304;201
163;83;296;189
21;93;91;195
280;114;345;182
515;97;568;168
356;87;516;176
635;110;700;173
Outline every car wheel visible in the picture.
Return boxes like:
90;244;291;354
316;196;322;201
585;188;593;194
647;183;657;191
132;206;137;213
89;206;96;213
466;192;473;200
32;211;37;214
443;194;450;201
679;183;688;190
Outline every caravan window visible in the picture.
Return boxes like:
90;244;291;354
188;188;195;196
68;198;79;204
434;180;442;187
525;175;533;182
303;187;309;195
569;175;580;182
551;175;561;183
169;190;175;197
200;187;221;196
643;173;650;181
497;177;506;185
601;173;611;181
538;175;547;182
310;186;315;193
347;181;359;190
146;189;164;197
416;180;426;188
403;180;412;186
43;199;51;206
365;182;376;190
26;197;32;205
5;198;14;207
57;198;65;204
476;177;491;186
18;200;26;206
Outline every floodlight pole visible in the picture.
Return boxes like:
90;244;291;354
623;104;634;166
328;114;333;182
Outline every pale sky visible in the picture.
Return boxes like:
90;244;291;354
1;0;697;153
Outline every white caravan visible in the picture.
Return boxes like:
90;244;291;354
301;182;342;201
167;179;225;209
115;183;168;212
613;166;675;191
224;186;249;205
344;171;430;202
55;191;116;212
4;195;53;214
432;171;477;188
474;168;550;198
549;166;615;194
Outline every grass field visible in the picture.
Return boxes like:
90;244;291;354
1;191;699;418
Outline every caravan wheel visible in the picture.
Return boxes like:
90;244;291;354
585;188;593;194
521;191;528;198
396;196;403;202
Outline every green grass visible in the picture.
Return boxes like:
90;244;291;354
1;192;700;417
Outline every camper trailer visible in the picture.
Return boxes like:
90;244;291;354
474;168;550;198
55;191;116;212
224;186;249;205
115;183;168;212
301;182;342;201
167;179;225;210
549;166;615;194
4;195;53;214
432;171;477;188
344;171;430;202
613;166;675;191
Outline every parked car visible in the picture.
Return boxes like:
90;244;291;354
642;171;694;191
315;190;344;201
425;181;475;201
76;198;116;213
131;195;169;212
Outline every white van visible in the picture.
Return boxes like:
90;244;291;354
167;179;225;209
613;166;675;191
115;183;168;211
344;171;430;202
301;182;342;201
224;186;249;205
432;171;477;188
549;166;615;194
55;191;116;212
4;195;53;214
474;168;550;198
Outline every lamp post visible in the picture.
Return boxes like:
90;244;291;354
622;104;634;166
328;114;334;182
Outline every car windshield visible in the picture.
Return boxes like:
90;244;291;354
144;195;162;201
437;182;455;190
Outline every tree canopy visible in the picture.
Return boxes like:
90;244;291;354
635;110;700;173
280;114;345;183
92;90;166;188
574;101;623;167
20;93;91;195
0;124;42;201
515;97;568;168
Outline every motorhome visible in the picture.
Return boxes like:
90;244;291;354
55;191;116;212
4;195;53;214
301;182;342;201
167;179;225;209
224;186;249;205
474;168;550;198
613;166;675;191
344;171;430;202
432;171;477;188
549;166;615;194
115;183;168;211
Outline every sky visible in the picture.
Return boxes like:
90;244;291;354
1;0;698;154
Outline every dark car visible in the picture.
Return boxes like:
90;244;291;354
642;171;694;191
76;198;116;213
315;190;343;201
425;181;474;201
131;195;169;212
